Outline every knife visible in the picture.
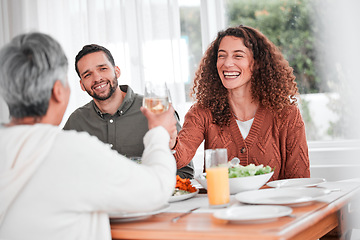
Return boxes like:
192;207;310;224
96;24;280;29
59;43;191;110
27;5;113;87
171;207;200;223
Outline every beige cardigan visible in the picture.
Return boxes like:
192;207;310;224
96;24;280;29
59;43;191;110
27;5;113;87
174;103;310;180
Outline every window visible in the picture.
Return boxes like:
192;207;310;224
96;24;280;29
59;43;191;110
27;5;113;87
223;0;360;142
179;0;202;102
1;0;359;144
176;0;360;179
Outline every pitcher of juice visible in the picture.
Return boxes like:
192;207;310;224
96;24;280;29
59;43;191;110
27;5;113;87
205;148;230;208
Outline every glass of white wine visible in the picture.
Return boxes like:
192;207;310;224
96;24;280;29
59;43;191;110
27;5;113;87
143;81;170;114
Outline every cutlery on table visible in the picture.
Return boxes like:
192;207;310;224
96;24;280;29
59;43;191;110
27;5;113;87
171;207;200;223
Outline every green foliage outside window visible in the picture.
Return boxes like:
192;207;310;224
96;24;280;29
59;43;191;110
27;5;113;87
225;0;359;140
226;0;324;94
179;0;357;140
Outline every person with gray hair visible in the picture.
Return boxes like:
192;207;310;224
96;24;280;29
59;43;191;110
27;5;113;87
0;33;69;122
0;32;177;240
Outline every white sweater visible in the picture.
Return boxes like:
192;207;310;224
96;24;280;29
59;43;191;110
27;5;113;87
0;124;176;240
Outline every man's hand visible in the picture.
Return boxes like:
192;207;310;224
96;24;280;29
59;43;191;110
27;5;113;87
141;105;177;137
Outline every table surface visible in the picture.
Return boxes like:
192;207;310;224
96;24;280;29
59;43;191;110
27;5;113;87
111;180;360;240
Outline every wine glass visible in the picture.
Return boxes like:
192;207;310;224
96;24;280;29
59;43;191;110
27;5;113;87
142;81;170;114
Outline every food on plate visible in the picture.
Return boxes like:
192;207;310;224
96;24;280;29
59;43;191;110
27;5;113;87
172;175;197;196
228;163;273;178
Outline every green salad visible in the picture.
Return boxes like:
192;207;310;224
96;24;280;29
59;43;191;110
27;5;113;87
228;164;273;178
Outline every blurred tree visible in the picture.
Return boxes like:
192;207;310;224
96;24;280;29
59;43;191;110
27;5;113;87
180;6;202;100
179;0;357;140
226;0;326;94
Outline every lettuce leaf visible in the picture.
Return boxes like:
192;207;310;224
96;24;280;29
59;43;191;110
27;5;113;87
228;164;273;178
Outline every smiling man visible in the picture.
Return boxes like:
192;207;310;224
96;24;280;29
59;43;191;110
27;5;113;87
79;54;118;101
63;44;194;179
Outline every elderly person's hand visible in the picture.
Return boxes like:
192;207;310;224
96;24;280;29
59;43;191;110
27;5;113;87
141;105;177;137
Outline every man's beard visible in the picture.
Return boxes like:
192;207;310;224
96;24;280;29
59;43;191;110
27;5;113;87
86;76;118;101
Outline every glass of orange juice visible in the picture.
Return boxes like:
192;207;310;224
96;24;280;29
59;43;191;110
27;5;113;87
205;148;230;208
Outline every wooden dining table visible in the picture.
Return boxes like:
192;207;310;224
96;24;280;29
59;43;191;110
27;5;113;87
111;180;360;240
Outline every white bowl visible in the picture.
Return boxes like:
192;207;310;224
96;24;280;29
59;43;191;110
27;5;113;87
195;171;274;195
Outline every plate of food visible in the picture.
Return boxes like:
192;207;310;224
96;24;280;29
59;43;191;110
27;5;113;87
213;205;292;223
169;175;199;203
266;178;326;188
109;203;170;222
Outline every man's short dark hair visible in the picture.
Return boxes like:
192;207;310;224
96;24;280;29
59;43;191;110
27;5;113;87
75;44;115;77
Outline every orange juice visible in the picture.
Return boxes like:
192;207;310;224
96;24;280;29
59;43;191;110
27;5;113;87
206;166;230;207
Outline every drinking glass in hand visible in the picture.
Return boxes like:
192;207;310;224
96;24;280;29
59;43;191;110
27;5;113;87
143;81;170;114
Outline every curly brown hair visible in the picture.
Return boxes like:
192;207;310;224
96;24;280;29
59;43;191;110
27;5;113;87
192;25;298;126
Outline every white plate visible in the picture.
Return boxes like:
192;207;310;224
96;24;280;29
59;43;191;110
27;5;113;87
213;205;292;223
266;178;326;188
235;187;330;206
169;189;199;203
109;204;169;222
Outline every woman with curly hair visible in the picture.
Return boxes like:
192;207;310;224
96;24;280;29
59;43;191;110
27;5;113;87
172;25;310;180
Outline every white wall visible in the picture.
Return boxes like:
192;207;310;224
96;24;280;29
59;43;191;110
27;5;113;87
309;140;360;181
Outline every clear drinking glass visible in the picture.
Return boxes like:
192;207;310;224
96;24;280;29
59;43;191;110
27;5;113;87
142;81;170;114
205;148;230;208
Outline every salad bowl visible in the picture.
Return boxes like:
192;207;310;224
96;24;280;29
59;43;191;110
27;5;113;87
195;164;274;195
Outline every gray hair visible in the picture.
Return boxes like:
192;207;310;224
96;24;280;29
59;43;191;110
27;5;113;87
0;32;68;119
